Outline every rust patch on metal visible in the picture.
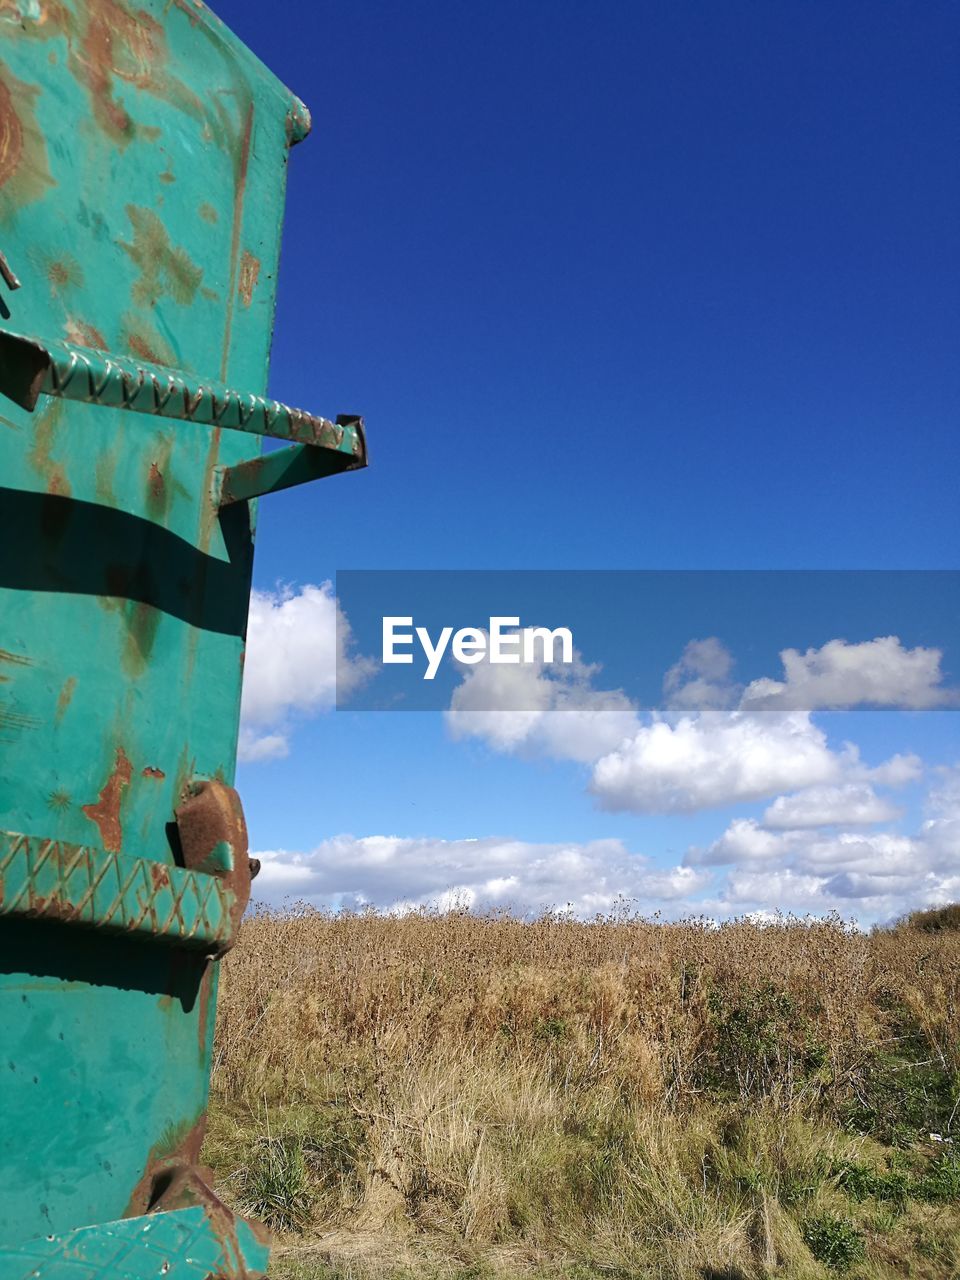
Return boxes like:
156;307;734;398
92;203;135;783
144;435;181;524
81;746;133;852
0;75;23;189
122;600;161;675
121;312;179;368
29;397;71;495
127;333;162;363
142;765;165;779
76;0;157;139
149;861;170;890
70;0;204;144
238;250;260;306
148;461;165;503
95;449;118;506
120;204;203;306
0;648;31;666
198;201;218;224
199;96;254;556
0;66;54;216
196;960;214;1059
0;704;39;733
124;1111;207;1217
219;98;254;380
55;675;77;723
64;318;108;350
128;332;160;363
176;780;255;954
171;0;205;26
47;254;83;291
46;469;70;496
159;167;176;184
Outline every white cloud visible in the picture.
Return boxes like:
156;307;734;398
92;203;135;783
239;582;372;762
589;711;848;814
236;729;289;763
663;637;738;710
248;765;960;927
763;783;902;829
692;818;794;865
252;834;712;917
741;636;958;711
446;634;947;816
446;648;637;764
860;753;924;786
686;764;960;923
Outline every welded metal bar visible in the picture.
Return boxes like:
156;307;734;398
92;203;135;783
0;326;365;457
0;829;238;952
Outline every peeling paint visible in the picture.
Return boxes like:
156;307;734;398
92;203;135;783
54;675;76;722
81;746;133;852
238;249;259;306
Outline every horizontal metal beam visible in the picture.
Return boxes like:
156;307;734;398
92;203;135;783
0;828;239;953
0;326;366;459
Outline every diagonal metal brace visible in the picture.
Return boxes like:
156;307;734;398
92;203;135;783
215;415;366;505
0;326;367;462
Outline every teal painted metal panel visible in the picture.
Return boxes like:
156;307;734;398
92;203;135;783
0;1206;271;1278
0;0;365;1269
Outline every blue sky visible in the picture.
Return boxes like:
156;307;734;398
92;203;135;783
215;0;959;922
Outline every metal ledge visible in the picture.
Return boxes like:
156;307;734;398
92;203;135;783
0;828;239;953
0;327;367;463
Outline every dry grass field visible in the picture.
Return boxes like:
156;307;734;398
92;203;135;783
204;907;960;1279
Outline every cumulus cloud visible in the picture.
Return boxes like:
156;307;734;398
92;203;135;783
686;764;960;923
248;764;960;927
663;637;738;710
236;729;290;764
762;783;903;829
446;633;948;815
860;753;924;787
589;711;849;814
741;636;958;711
251;834;711;917
446;646;637;764
239;582;372;762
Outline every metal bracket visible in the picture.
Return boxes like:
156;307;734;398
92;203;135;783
215;414;366;504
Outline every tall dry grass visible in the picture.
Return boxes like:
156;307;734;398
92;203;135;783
205;910;960;1279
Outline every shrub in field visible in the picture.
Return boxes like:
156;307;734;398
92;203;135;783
801;1214;865;1271
237;1134;314;1231
898;904;960;933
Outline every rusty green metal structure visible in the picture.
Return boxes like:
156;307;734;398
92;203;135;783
0;2;365;1274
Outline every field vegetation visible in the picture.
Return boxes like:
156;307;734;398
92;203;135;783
204;906;960;1279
